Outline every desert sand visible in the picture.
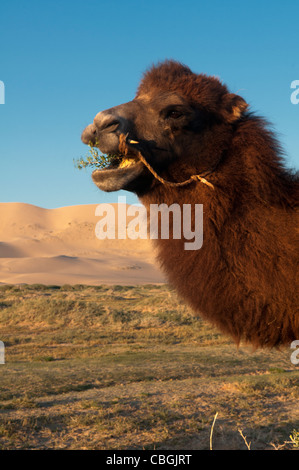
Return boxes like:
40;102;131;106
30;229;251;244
0;202;165;285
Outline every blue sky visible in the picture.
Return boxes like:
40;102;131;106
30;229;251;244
0;0;298;209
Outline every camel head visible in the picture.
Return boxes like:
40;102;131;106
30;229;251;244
81;60;248;195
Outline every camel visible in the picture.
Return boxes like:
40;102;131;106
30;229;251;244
81;60;299;348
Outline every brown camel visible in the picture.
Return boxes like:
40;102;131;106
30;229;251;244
81;60;299;348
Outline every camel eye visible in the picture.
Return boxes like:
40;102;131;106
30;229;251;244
167;110;183;119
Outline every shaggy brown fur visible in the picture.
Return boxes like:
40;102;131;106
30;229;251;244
82;60;299;348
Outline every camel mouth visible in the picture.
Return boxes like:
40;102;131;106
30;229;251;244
92;154;144;192
93;149;140;172
108;153;139;171
91;135;148;192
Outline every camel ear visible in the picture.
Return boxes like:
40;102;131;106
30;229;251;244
220;93;248;123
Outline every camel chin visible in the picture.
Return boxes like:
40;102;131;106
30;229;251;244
92;160;144;192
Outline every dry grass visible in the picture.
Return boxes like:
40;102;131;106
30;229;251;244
0;284;298;450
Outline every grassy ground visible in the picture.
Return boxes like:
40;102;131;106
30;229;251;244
0;284;298;450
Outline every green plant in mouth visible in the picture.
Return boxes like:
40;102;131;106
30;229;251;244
74;141;120;170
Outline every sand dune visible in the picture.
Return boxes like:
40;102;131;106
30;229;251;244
0;202;165;285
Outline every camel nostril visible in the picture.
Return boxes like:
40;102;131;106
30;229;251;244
94;111;123;134
101;119;120;133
